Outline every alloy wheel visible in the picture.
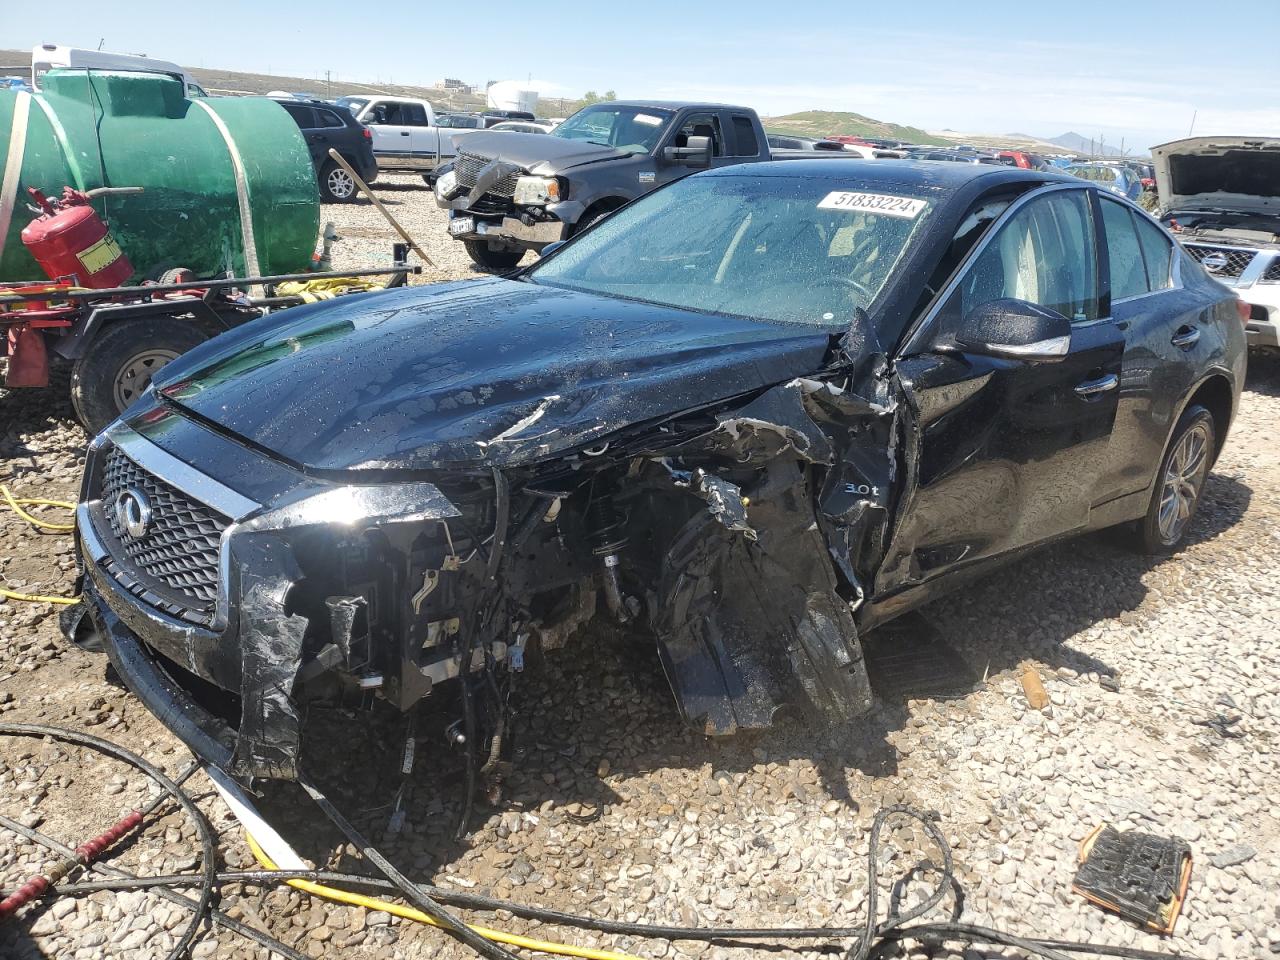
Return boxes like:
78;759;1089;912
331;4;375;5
1157;422;1210;543
328;167;356;199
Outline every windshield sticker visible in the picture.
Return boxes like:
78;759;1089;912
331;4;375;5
818;192;928;218
634;113;664;126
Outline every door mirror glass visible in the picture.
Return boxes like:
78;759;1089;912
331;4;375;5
663;135;712;167
950;298;1071;362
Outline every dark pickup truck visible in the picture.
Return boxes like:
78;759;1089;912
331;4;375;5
433;101;774;268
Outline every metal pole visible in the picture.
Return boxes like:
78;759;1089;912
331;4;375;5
0;265;419;307
327;148;436;269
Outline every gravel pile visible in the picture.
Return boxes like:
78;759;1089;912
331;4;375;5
1;182;1278;959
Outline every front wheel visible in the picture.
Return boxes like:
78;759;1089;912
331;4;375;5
463;240;524;271
320;159;358;203
1129;404;1216;554
71;318;208;434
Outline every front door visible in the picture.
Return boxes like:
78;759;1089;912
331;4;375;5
879;187;1125;595
365;100;428;168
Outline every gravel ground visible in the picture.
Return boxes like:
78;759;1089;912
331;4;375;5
2;181;1279;960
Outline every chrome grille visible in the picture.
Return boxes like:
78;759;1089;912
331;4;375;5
454;151;520;199
1182;243;1257;279
97;445;228;620
1263;259;1280;283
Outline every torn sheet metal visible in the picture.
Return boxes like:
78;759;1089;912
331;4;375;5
229;535;309;781
651;462;873;735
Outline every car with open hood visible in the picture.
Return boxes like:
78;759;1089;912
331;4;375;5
74;160;1244;818
1153;136;1280;353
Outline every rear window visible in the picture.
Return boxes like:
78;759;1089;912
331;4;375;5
279;102;317;128
731;115;760;157
316;108;346;129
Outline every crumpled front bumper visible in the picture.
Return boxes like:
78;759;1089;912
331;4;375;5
76;416;462;782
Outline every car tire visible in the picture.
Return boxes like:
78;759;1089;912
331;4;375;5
571;208;612;237
320;160;358;203
71;318;208;434
463;240;523;271
1128;404;1216;555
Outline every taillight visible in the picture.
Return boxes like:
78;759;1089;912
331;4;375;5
362;127;372;140
1236;300;1251;325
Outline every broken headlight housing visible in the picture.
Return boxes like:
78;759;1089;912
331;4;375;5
513;175;562;206
434;167;459;201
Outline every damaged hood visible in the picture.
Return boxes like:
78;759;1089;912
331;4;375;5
153;279;834;471
458;131;629;174
1153;136;1280;217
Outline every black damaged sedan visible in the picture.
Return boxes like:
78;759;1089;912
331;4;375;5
75;160;1245;792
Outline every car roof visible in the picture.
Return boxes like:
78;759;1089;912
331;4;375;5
704;158;1074;190
597;100;752;112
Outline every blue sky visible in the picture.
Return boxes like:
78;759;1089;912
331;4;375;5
6;0;1279;150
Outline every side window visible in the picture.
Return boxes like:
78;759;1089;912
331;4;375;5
952;190;1100;323
730;115;760;157
280;103;317;128
315;108;345;129
435;115;454;128
1134;215;1175;290
1100;197;1148;301
404;104;430;126
673;113;724;157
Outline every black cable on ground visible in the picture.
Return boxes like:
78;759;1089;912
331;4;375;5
1;724;1206;960
298;774;525;960
51;868;1202;960
0;722;216;960
0;812;310;960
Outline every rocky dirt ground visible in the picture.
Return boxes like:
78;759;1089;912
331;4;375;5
2;180;1279;960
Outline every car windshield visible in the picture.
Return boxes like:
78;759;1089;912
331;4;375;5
552;105;672;154
335;96;368;113
526;174;934;326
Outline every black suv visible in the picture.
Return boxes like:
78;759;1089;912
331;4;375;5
274;99;378;202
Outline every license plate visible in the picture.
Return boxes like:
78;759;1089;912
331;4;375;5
449;217;475;236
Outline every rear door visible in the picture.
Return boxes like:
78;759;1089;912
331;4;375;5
1097;194;1214;500
278;102;322;167
882;186;1125;594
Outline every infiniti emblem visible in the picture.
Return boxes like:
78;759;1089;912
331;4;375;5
1201;252;1229;273
114;487;154;540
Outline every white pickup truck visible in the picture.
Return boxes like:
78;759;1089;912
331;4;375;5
333;95;479;181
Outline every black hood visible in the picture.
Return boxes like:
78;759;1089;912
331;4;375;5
459;131;627;174
153;279;834;472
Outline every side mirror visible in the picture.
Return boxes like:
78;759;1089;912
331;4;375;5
662;135;712;168
950;298;1071;362
540;240;567;258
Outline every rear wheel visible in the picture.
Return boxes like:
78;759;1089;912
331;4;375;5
71;318;208;434
463;240;523;271
1129;404;1215;554
320;160;358;203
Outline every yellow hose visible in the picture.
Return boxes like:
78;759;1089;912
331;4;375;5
244;832;639;960
1;484;76;531
1;483;79;604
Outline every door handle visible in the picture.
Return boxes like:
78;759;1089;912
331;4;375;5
1171;326;1200;349
400;131;411;136
1074;373;1118;398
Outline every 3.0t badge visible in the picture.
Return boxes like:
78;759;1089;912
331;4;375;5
114;487;154;540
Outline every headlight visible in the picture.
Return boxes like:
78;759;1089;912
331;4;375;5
435;169;458;200
513;175;561;206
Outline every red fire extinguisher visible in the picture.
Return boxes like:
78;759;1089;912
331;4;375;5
20;186;142;288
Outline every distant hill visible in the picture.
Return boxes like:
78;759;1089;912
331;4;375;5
763;110;936;144
1047;131;1098;154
